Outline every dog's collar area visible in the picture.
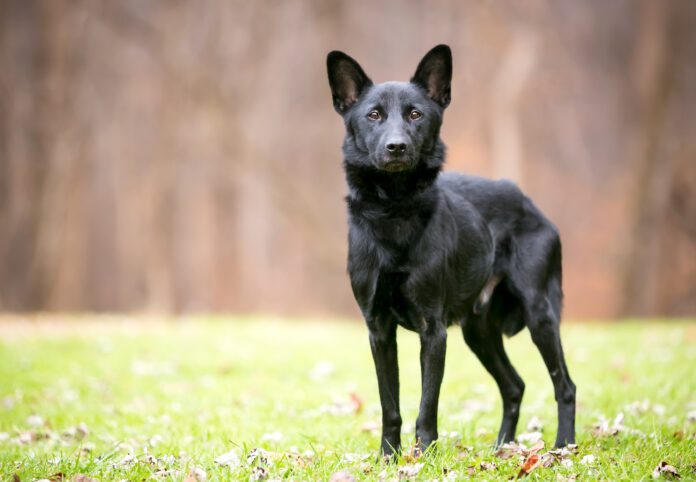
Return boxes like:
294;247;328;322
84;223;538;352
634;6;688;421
344;163;442;204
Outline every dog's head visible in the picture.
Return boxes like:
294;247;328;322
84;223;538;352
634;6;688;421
327;45;451;172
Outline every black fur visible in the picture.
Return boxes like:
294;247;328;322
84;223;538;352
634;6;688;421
327;45;576;455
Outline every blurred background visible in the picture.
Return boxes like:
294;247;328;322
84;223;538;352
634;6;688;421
0;0;694;319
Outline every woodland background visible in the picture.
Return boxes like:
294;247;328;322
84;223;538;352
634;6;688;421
1;0;694;319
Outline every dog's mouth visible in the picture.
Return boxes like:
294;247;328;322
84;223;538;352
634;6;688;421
381;160;410;172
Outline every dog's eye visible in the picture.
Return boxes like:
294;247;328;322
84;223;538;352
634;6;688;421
409;110;423;120
367;110;381;121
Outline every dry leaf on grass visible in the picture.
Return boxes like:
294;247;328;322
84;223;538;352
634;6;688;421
581;454;596;465
652;461;681;479
480;461;497;471
495;440;545;460
250;465;268;481
246;448;273;466
401;443;423;463
526;416;544;432
27;415;46;427
341;452;370;463
329;471;356;482
62;423;89;441
556;475;577;482
397;463;423;479
360;420;380;435
517;454;541;478
72;475;98;482
214;449;240;468
183;467;207;482
349;392;363;414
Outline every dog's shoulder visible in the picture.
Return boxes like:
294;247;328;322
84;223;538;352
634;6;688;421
437;172;522;205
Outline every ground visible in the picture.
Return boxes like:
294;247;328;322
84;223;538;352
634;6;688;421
0;316;694;481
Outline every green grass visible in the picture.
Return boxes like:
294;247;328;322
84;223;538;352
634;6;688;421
0;317;694;481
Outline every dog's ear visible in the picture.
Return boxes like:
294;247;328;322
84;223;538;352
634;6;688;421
327;51;373;114
411;44;452;108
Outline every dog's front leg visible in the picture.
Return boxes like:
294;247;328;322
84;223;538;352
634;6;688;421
367;317;401;456
416;318;447;452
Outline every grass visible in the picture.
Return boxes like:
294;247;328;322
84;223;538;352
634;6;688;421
0;316;694;481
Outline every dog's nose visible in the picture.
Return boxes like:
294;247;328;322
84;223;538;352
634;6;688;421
386;142;407;154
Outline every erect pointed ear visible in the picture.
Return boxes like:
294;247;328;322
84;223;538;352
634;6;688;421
411;44;452;108
327;50;373;114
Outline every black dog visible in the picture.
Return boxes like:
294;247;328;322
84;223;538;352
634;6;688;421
326;45;576;455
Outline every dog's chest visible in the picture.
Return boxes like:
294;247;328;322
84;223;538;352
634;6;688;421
371;271;423;331
372;216;419;248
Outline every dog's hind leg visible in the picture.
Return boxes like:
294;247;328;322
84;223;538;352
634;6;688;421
462;311;525;446
525;293;576;447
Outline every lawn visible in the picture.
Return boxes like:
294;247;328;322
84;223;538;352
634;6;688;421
0;316;694;481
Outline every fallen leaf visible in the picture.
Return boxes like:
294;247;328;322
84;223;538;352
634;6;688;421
27;415;46;427
494;443;521;460
525;439;545;455
540;453;556;468
581;454;595;465
517;454;541;478
349;392;363;414
652;461;681;479
402;443;423;463
18;432;43;444
72;476;97;482
246;448;272;466
442;468;459;480
592;413;638;436
341;452;370;463
184;467;207;482
495;440;544;460
360;421;380;435
329;471;356;482
526;416;544;432
397;463;423;479
251;466;268;481
62;423;89;441
359;462;372;474
556;475;577;481
214;450;240;468
480;461;497;471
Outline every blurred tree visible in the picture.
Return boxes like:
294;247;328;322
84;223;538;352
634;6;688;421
0;0;694;318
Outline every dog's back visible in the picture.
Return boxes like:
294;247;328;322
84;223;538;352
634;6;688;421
438;172;563;336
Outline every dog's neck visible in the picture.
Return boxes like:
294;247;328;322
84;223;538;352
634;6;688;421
344;163;441;203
